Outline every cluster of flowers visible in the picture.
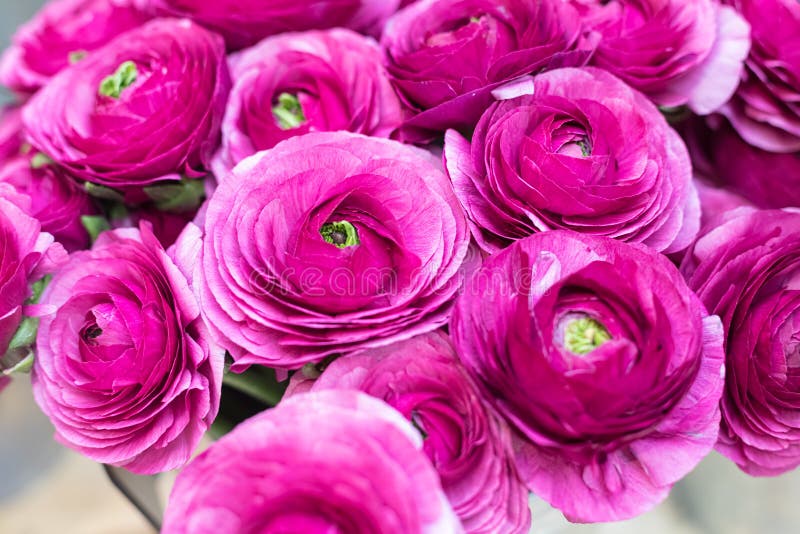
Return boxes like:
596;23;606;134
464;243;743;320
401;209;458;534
1;0;799;532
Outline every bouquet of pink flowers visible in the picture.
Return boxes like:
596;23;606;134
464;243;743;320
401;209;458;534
1;0;799;532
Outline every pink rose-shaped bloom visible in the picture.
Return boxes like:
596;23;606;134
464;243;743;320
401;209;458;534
0;157;94;251
31;224;224;474
0;184;66;366
162;390;462;533
0;0;150;95
147;0;401;50
183;132;469;371
720;0;800;152
382;0;592;141
445;68;699;254
303;332;530;534
452;231;725;522
579;0;750;114
681;208;800;475
22;18;230;200
212;28;403;179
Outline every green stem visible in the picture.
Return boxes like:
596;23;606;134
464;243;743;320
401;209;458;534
222;368;284;406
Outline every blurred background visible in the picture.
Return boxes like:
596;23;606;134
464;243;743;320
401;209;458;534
1;1;799;533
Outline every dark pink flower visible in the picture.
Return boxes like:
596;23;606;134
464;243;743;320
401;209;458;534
32;224;224;474
22;18;230;200
162;390;462;533
0;157;95;251
147;0;401;50
580;0;750;114
0;0;150;95
212;28;402;179
181;132;470;371
452;231;725;522
681;208;800;475
720;0;800;152
445;68;699;254
305;332;530;533
381;0;592;141
706;121;800;209
0;184;66;369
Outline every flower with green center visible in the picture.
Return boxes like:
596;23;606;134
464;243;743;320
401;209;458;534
563;316;611;355
98;60;138;99
320;221;359;248
272;92;306;130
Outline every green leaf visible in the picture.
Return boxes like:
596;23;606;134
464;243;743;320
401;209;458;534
84;182;125;202
2;351;34;376
108;203;129;222
144;178;205;213
27;275;52;305
7;317;39;354
81;215;111;244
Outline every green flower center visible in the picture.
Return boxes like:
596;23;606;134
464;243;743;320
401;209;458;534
563;317;611;355
320;221;359;248
576;139;592;157
68;50;87;64
272;92;306;130
98;60;138;99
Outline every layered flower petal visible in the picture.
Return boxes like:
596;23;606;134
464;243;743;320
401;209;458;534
682;208;800;475
31;223;224;474
182;131;470;370
212;29;402;179
720;0;800;152
0;184;66;363
452;231;725;522
444;67;698;254
22;18;230;201
305;332;530;534
581;0;750;114
162;390;462;534
382;0;593;141
0;0;150;95
147;0;401;50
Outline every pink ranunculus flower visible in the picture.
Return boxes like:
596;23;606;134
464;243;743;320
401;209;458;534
578;0;750;114
162;390;463;533
720;0;800;152
21;18;230;201
445;68;699;254
181;132;469;371
451;231;725;522
212;28;403;180
303;332;530;534
0;0;150;95
31;223;224;475
0;157;95;252
0;184;66;369
381;0;593;141
681;208;800;475
147;0;401;50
